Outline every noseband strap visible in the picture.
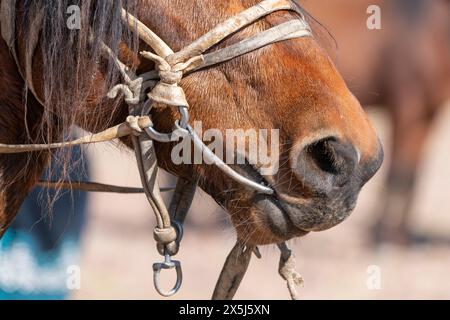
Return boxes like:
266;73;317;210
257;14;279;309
0;0;311;299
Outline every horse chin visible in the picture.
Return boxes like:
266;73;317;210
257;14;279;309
236;192;354;245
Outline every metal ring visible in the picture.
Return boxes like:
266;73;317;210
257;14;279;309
153;255;183;297
141;99;153;116
144;125;188;142
178;106;189;129
143;106;189;142
171;220;184;243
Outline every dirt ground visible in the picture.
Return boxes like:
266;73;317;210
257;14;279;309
72;103;450;300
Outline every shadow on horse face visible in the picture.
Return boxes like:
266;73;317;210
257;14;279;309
146;1;384;245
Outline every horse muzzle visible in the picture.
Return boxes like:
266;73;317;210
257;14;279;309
242;137;384;242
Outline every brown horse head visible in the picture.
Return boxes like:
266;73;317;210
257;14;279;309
135;0;383;245
1;0;383;245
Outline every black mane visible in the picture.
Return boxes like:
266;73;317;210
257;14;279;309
22;0;141;138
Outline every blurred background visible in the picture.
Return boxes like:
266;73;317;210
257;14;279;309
1;0;450;299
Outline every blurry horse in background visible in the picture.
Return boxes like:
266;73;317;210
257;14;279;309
304;0;450;245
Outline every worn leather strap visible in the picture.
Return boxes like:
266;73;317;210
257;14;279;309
0;116;152;153
37;180;174;194
190;19;311;73
168;0;297;65
132;131;180;256
212;242;254;300
213;242;304;300
169;178;197;225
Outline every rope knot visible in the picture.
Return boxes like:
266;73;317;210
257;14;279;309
107;77;149;105
125;116;144;136
153;226;178;244
158;69;183;85
154;226;180;256
139;51;204;108
278;244;304;300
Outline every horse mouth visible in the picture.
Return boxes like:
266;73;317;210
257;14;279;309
252;193;311;240
237;163;356;242
237;164;310;241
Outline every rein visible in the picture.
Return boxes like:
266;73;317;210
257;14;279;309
0;0;311;299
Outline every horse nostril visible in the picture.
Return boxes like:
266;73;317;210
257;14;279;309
293;137;359;193
306;138;357;176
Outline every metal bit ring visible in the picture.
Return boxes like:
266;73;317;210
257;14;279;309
144;106;189;142
153;254;183;297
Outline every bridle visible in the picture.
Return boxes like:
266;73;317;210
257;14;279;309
0;0;311;299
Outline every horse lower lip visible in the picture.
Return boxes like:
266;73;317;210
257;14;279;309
240;165;334;236
253;194;309;238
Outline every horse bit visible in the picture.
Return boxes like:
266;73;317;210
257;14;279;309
0;0;312;299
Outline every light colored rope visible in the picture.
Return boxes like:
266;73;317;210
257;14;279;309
119;6;174;58
278;243;304;300
169;0;295;65
0;116;151;153
37;180;174;194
